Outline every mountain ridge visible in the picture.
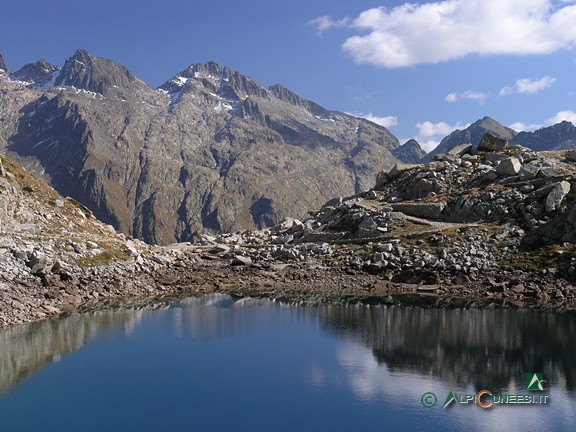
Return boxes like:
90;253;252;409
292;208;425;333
0;49;401;244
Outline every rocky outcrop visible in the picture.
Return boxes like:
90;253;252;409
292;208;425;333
478;133;508;152
422;116;517;162
0;50;401;244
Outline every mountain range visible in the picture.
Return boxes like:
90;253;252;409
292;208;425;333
1;49;576;244
0;49;401;244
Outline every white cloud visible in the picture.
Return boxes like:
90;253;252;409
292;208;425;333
347;112;398;128
445;90;489;104
546;109;576;124
311;0;576;68
508;121;543;132
510;110;576;132
500;76;556;96
415;120;468;152
307;15;350;36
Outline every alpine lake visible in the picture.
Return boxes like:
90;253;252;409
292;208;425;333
1;294;575;432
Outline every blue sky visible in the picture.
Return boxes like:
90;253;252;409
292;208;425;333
2;0;576;151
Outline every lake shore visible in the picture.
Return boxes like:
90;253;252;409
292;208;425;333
2;247;575;330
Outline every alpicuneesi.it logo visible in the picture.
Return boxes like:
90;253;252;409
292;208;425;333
422;373;550;409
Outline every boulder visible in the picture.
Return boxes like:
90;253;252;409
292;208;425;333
448;143;473;157
545;181;571;212
231;255;253;266
478;133;508;152
519;163;539;180
496;157;522;176
27;253;50;274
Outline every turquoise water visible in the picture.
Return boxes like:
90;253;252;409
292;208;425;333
1;295;575;432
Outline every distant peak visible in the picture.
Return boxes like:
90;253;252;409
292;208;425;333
12;59;60;87
71;49;92;62
183;61;223;78
0;53;9;75
159;61;268;103
54;49;136;95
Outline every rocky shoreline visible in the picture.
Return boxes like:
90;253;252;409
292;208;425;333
2;243;576;330
4;141;576;329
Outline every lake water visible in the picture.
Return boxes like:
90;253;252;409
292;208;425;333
1;295;575;432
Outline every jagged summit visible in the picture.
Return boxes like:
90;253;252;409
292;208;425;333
54;49;138;95
12;59;60;88
158;60;268;104
392;139;426;164
0;53;8;75
511;121;576;151
423;116;517;162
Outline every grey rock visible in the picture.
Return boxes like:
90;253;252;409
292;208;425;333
496;157;522;176
478;133;509;152
28;253;49;274
358;218;377;229
545;181;571;212
231;255;253;266
540;166;558;177
448;143;473;157
519;163;540;180
519;184;535;194
391;202;446;219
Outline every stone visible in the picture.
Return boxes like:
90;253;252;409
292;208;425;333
496;157;522;176
539;166;558;178
486;170;498;180
358;218;377;229
375;163;414;188
519;163;540;180
391;202;446;219
448;143;473;157
28;253;49;274
377;243;394;252
545;181;571;212
478;133;508;152
322;197;343;209
231;255;253;266
519;184;535;194
125;246;139;257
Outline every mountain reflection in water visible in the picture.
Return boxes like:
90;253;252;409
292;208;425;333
318;306;576;394
2;295;575;400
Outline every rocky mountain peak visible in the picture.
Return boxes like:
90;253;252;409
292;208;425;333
54;49;137;95
511;121;576;151
0;53;8;76
11;59;60;87
391;139;426;164
159;61;268;103
422;116;517;162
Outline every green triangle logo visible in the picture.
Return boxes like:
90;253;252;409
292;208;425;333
443;391;457;408
526;373;546;391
